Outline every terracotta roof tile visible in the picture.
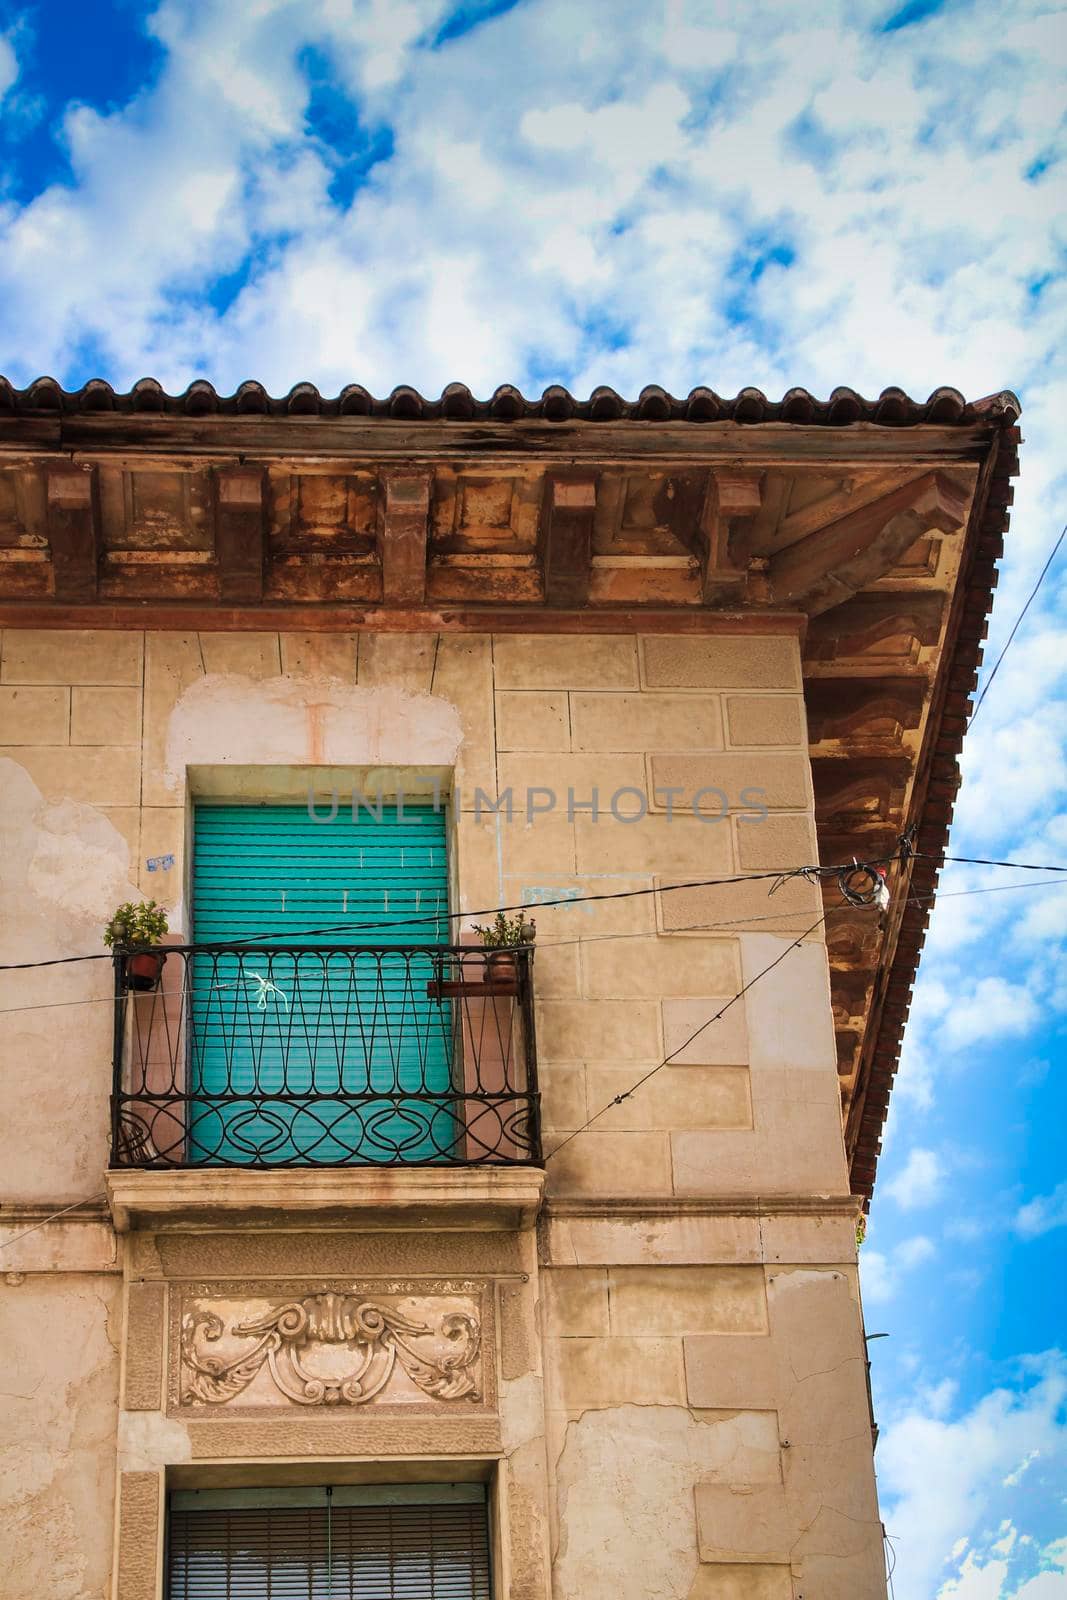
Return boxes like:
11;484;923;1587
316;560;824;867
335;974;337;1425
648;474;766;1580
0;377;1022;425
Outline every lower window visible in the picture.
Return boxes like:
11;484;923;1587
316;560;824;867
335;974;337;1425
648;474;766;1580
167;1484;492;1599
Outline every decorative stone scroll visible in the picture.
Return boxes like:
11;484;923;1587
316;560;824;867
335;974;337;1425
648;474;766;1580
172;1282;489;1415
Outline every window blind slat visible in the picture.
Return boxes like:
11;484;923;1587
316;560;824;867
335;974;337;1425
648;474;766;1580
167;1499;492;1600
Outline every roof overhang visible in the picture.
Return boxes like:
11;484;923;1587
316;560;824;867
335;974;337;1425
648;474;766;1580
0;379;1022;1200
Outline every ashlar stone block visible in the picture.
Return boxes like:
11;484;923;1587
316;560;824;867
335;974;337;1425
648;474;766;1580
493;634;638;689
538;1064;588;1132
497;752;647;803
279;633;359;680
608;1266;768;1335
542;1268;610;1337
582;936;740;999
495;690;570;751
650;752;812;812
499;814;577;876
659;872;820;937
575;815;733;876
0;685;69;744
536;999;661;1062
1;627;144;685
71;686;142;745
734;812;817;871
199;632;282;677
642;635;800;690
431;634;495;796
143;633;205;805
0;745;140;805
138;808;186;901
357;632;437;691
551;1335;686;1408
551;1402;784;1600
726;695;805;748
689;1270;884;1590
545;1131;672;1196
583;1064;751;1131
687;1564;793;1600
572;692;722;752
661;997;749;1065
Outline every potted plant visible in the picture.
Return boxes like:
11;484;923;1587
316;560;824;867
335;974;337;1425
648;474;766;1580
470;911;537;983
104;900;170;991
426;912;536;1000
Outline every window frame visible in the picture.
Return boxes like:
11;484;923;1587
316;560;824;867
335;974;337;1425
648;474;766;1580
166;1481;494;1599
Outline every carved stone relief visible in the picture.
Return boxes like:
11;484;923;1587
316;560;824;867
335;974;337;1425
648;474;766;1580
170;1280;492;1417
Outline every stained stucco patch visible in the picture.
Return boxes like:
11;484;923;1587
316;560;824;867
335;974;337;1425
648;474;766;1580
553;1404;782;1600
0;1275;121;1600
0;758;137;1201
165;674;463;792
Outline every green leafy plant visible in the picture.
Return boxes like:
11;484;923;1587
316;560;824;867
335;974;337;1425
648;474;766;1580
855;1215;867;1249
103;900;169;949
471;910;537;948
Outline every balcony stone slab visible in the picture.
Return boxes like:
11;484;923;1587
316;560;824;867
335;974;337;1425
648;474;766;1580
105;1165;546;1233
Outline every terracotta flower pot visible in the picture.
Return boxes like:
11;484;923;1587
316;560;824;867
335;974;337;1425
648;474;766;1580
486;950;519;982
127;950;166;992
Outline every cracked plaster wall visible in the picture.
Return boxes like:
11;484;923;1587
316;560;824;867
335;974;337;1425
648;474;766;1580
552;1404;784;1599
0;1274;122;1600
1;627;885;1598
0;757;138;1202
542;1261;886;1599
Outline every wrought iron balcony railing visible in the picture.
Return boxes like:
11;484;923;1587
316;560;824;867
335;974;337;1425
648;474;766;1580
110;943;540;1169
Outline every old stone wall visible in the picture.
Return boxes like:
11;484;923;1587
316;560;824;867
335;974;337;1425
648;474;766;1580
0;625;885;1598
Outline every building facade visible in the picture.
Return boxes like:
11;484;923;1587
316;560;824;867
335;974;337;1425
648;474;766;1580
0;380;1018;1599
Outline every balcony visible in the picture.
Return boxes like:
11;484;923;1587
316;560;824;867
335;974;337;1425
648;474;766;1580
110;943;541;1172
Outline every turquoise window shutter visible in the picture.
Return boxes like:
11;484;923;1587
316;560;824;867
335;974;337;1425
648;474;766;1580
190;802;452;1165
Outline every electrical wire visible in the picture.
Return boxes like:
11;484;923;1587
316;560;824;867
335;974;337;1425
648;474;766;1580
925;852;1067;874
0;853;908;971
0;1194;108;1251
0;865;1057;1215
541;851;1067;1161
0;905;822;1019
1;875;1064;1021
930;875;1067;899
544;911;828;1163
884;1528;898;1600
968;519;1067;729
3;846;1066;975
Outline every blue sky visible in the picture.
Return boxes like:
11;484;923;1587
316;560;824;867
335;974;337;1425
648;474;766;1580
1;1;1066;1593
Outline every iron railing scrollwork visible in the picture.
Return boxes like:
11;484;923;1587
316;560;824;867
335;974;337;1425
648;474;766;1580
110;943;541;1169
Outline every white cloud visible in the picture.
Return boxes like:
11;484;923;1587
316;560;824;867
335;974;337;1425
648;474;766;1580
1002;1451;1038;1488
897;1235;937;1269
937;1532;1067;1600
860;1233;937;1305
939;1552;1011;1599
885;1147;946;1210
0;0;1063;419
0;31;17;104
859;1246;892;1305
878;1356;1067;1600
938;977;1042;1051
1015;1181;1067;1239
0;12;1064;1591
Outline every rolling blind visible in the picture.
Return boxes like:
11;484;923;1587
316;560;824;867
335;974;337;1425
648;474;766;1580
189;802;453;1165
167;1488;492;1600
192;803;451;945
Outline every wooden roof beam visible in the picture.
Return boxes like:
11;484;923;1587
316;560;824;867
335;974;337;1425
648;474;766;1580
381;472;431;605
46;465;99;603
215;467;265;603
543;475;597;607
768;470;970;614
698;469;762;602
